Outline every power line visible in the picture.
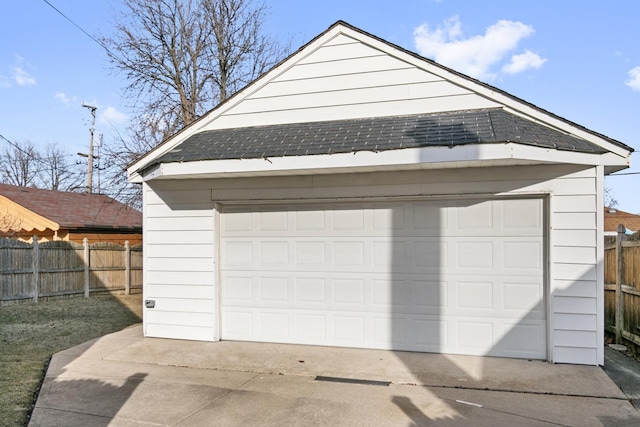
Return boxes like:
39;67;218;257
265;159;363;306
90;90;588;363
0;134;48;166
41;0;119;60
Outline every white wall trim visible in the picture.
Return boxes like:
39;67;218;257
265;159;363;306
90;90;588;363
596;165;605;365
546;193;555;363
141;143;624;182
213;202;222;342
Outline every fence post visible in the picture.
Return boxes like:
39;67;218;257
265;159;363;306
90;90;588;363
83;238;90;298
124;240;131;295
615;224;625;344
32;236;39;304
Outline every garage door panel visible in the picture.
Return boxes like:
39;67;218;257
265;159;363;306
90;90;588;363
372;241;407;269
333;208;365;230
259;312;290;339
260;277;289;302
457;200;494;230
494;321;546;358
456;281;494;311
222;211;252;232
333;241;365;267
412;202;448;231
220;198;545;359
223;311;253;338
502;199;543;230
414;241;448;268
295;210;325;230
295;277;327;303
334;316;366;342
455;241;494;269
373;316;406;345
296;314;326;340
223;276;253;301
222;241;253;266
296;241;327;265
258;210;288;231
503;241;543;269
457;321;494;354
373;205;406;230
411;280;443;310
503;281;545;316
412;319;447;349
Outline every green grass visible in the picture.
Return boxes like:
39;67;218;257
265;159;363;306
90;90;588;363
0;294;142;427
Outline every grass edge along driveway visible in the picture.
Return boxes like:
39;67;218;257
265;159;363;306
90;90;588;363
0;294;142;427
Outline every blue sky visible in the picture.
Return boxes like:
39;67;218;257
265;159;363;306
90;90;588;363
1;0;639;211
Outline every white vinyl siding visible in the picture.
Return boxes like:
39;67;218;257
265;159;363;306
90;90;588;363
140;163;601;364
204;35;499;130
143;182;216;341
548;168;601;365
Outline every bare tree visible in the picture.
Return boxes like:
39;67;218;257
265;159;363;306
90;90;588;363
103;0;210;134
0;140;85;192
203;0;287;101
100;0;289;206
0;140;40;187
102;115;169;209
0;207;21;237
38;143;84;191
103;0;287;136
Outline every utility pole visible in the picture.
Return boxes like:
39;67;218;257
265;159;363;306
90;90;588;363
79;103;97;193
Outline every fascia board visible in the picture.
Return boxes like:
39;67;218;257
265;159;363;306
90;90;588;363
141;143;626;181
128;170;143;184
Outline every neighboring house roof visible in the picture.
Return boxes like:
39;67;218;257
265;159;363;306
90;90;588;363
0;183;141;232
604;207;640;234
153;108;607;165
128;20;633;182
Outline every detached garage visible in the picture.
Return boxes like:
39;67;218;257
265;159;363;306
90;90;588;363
128;21;632;365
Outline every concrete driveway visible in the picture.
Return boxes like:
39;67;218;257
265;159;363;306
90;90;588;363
30;325;640;426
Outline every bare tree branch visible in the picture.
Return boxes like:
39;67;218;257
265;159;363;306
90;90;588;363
0;140;85;191
38;143;85;191
99;0;290;207
0;140;40;187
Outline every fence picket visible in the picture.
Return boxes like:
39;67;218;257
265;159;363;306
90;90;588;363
0;237;142;305
605;225;640;354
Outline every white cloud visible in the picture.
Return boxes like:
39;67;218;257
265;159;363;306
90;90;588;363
99;106;128;125
414;16;544;81
13;66;35;86
54;92;77;105
626;66;640;91
503;50;547;74
7;55;36;86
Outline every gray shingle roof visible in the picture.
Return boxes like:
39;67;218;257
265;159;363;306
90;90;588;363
150;108;606;167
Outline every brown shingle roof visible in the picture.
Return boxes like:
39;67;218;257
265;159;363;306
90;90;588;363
604;207;640;233
0;183;141;231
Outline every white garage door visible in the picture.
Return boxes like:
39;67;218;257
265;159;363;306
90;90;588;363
220;198;546;359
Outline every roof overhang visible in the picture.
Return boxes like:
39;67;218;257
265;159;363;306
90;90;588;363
138;142;629;182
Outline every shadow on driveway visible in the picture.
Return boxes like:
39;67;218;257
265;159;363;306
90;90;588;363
29;326;640;426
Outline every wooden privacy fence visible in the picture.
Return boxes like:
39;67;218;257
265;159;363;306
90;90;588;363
605;225;640;352
0;237;142;305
